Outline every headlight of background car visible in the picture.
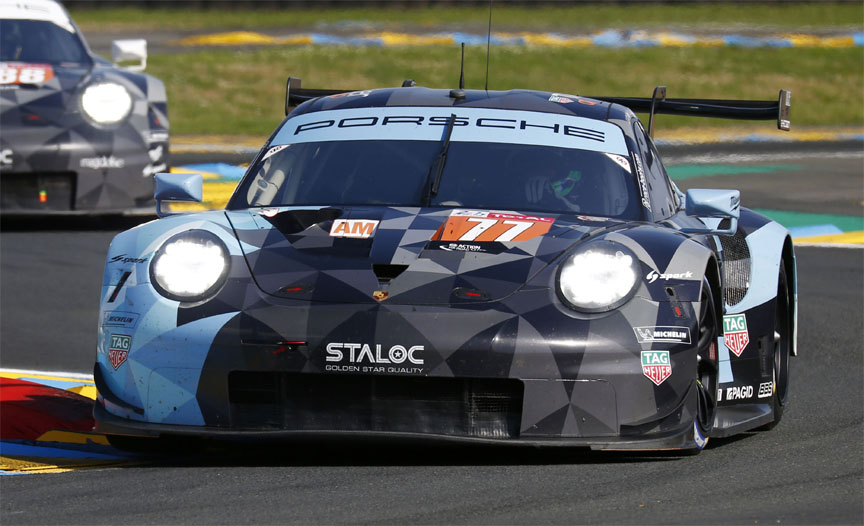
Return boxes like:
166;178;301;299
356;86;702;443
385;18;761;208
150;230;230;302
81;82;132;125
557;241;640;313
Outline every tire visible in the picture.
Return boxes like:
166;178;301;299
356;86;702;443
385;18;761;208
695;277;720;438
761;263;791;430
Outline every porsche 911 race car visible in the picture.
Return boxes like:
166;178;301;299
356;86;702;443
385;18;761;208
0;0;169;213
93;77;796;454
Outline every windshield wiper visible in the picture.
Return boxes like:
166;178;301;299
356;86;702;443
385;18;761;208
423;113;457;206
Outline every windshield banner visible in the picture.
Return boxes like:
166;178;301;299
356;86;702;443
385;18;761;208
274;107;628;155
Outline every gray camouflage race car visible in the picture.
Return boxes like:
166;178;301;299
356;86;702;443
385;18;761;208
93;77;796;454
0;0;168;213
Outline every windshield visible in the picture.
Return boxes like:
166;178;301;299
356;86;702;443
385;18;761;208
233;107;641;219
0;19;90;65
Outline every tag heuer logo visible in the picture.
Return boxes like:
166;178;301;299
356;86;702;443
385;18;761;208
108;334;132;370
372;290;389;301
723;314;749;357
641;350;671;386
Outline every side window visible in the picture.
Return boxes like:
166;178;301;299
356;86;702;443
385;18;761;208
632;121;677;219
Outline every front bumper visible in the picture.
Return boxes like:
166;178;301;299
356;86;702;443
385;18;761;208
95;281;702;448
0;124;167;212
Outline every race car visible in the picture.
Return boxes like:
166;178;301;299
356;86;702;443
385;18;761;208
93;77;795;454
0;0;169;213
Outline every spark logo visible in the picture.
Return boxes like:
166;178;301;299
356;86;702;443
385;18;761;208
329;219;379;239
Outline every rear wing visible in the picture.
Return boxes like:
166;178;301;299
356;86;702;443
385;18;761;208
591;86;792;136
284;77;791;134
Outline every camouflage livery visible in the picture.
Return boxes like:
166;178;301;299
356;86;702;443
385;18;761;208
93;85;796;452
0;0;168;213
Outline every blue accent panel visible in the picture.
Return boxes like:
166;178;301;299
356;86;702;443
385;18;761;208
728;221;788;313
718;336;733;383
131;312;236;424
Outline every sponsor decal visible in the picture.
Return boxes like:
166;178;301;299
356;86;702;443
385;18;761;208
329;219;379;239
142;163;167;177
646;270;694;283
633;326;691;344
577;98;600;106
758;381;773;398
145;130;170;143
80;156;125;170
641;350;671;386
725;385;754;401
632;154;651;211
0;63;54;85
276;107;628;156
110;254;148;264
256;208;280;217
147;145;164;163
717;388;723;402
723;314;749;357
372;290;389;301
548;93;574;104
263;144;290;160
329;90;372;99
0;148;11;167
108;334;132;370
434;210;554;243
325;342;424;374
604;153;632;173
102;310;139;329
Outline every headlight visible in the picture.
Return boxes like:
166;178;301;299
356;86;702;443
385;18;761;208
150;230;230;302
557;241;640;312
81;82;132;124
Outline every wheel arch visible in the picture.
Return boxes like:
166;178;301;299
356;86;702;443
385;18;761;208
781;235;798;356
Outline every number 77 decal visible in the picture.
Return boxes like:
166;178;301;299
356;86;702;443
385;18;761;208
433;210;554;243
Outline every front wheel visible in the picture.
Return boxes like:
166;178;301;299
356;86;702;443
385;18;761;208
761;263;791;430
695;277;719;445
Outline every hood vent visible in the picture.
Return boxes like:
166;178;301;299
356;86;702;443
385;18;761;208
372;264;408;284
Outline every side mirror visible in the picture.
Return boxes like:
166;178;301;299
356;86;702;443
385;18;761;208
112;39;147;72
682;189;740;235
155;172;202;217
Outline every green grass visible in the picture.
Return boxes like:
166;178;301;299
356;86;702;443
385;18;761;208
70;4;863;32
147;45;863;136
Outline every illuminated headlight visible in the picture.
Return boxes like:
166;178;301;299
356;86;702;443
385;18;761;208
81;82;132;124
557;241;640;312
150;230;230;302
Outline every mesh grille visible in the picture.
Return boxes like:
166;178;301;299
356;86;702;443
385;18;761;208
228;372;524;439
719;232;751;306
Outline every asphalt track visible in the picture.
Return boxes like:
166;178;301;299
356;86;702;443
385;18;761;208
1;147;863;524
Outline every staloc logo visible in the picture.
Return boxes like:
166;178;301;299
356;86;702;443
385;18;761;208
326;342;424;365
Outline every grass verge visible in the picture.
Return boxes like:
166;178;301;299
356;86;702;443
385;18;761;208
148;45;863;136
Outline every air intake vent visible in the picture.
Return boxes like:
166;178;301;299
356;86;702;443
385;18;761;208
719;231;751;306
372;264;408;284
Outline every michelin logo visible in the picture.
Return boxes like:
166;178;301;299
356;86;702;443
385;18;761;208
633;326;691;344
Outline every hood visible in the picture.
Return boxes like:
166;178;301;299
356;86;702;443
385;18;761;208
227;206;622;305
0;62;91;126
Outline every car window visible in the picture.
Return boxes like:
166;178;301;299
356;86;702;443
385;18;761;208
632;121;677;218
0;19;90;65
235;107;642;219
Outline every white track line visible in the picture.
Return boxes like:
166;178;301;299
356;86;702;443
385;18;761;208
1;368;93;380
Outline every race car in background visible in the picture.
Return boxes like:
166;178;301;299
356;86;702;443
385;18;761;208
0;0;168;213
93;77;795;454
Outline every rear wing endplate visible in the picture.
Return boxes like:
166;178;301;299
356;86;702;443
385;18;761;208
284;77;792;133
